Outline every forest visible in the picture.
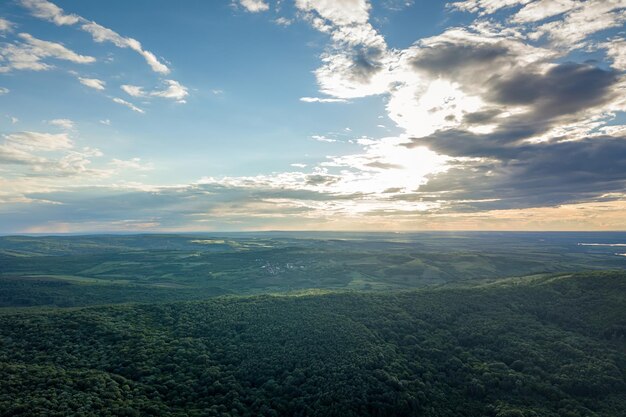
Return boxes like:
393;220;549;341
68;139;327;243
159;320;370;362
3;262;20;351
1;233;625;416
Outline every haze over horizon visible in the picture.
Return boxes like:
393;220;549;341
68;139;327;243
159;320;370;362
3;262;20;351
1;0;625;233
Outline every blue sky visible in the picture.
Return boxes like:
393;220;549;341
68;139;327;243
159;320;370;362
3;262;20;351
0;0;625;233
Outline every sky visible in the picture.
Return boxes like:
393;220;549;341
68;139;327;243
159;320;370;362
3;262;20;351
0;0;625;233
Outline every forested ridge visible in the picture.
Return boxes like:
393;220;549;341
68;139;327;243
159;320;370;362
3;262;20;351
1;271;625;416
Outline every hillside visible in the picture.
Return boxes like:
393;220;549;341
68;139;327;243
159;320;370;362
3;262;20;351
1;271;625;417
1;233;625;308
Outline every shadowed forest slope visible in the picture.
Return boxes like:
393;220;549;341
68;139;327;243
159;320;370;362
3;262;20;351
1;271;625;417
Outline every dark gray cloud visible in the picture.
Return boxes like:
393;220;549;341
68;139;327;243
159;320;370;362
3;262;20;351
348;46;386;83
411;41;511;79
486;63;619;117
408;135;626;212
365;160;402;170
410;61;622;156
403;65;624;212
305;174;340;186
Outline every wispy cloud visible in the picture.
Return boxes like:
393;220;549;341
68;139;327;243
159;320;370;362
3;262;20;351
78;77;106;90
122;80;188;103
48;118;75;130
81;21;170;74
19;0;80;26
300;96;348;103
19;0;170;74
0;32;95;72
112;97;145;113
274;17;292;26
4;131;73;151
0;18;15;32
110;157;154;171
311;135;337;143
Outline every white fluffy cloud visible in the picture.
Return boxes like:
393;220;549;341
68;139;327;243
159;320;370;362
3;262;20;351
239;0;270;12
511;0;578;23
295;0;371;25
448;0;532;15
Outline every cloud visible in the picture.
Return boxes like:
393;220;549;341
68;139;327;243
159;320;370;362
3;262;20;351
311;135;337;142
112;97;145;113
0;87;9;95
409;134;626;212
0;140;48;167
80;21;170;74
0;129;110;206
281;0;626;222
121;84;144;97
485;63;618;116
274;17;292;26
78;77;106;90
452;0;626;50
3;181;625;233
4;0;624;230
295;0;371;25
239;0;270;12
20;0;170;74
3;131;73;152
148;80;188;102
110;157;153;171
18;32;95;63
602;38;626;71
529;1;626;47
48;118;75;129
300;96;348;103
0;32;95;72
448;0;532;16
19;0;80;26
314;49;393;99
511;0;579;23
293;0;393;101
0;18;15;32
0;130;101;178
122;80;188;103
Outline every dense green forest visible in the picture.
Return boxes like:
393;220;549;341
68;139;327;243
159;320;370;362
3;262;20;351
1;270;625;417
